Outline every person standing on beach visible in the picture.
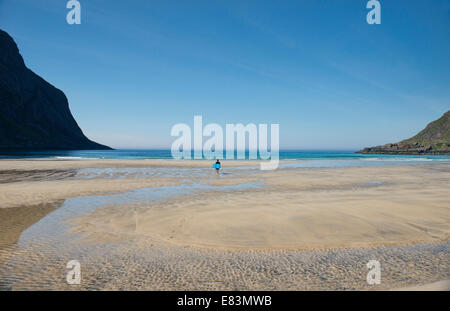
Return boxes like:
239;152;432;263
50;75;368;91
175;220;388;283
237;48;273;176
214;159;221;175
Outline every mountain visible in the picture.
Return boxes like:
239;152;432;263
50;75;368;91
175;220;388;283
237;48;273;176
358;111;450;155
0;29;111;150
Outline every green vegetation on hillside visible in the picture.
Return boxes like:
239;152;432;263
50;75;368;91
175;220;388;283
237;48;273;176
358;110;450;155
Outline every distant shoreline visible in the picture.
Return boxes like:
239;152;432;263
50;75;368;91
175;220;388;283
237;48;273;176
1;149;450;160
357;150;450;155
358;110;449;155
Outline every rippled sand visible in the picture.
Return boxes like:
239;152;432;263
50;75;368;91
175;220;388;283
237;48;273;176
0;159;449;290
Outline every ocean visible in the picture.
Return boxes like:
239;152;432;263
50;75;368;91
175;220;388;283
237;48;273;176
1;149;449;168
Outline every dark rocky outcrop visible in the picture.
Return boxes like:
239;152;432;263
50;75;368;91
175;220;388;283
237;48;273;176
0;29;111;150
358;111;450;155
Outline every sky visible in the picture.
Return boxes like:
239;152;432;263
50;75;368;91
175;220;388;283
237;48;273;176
0;0;449;149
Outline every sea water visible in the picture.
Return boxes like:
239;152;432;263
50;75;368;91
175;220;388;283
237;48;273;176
1;149;449;168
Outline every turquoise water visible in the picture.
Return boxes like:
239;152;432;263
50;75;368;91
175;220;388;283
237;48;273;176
1;150;449;168
1;149;449;161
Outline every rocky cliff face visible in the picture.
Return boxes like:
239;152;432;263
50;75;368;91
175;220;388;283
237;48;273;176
358;111;450;155
0;30;110;150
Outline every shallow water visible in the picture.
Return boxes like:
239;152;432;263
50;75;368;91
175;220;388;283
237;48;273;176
1;233;448;290
278;158;450;169
18;181;263;239
0;164;448;290
74;166;261;180
1;149;450;167
0;181;263;261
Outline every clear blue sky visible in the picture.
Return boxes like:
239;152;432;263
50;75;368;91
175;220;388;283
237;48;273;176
1;0;449;149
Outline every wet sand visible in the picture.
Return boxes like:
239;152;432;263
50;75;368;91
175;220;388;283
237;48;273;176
0;159;449;290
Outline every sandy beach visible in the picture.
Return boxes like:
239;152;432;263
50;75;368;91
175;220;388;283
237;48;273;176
0;159;449;290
